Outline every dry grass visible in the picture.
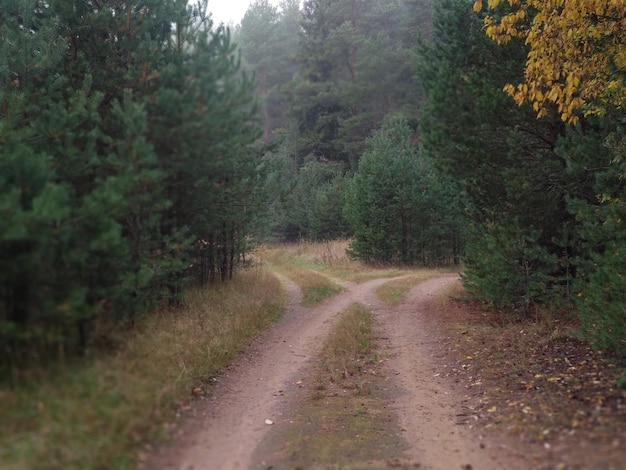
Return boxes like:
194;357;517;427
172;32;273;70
317;303;374;381
259;240;456;286
258;239;353;270
375;270;459;307
259;241;347;305
0;268;284;470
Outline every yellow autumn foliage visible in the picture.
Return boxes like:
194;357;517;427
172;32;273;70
474;0;626;123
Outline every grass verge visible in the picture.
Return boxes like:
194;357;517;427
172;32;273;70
0;268;285;470
285;269;345;307
254;303;412;469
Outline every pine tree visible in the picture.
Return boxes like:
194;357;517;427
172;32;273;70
345;115;461;264
417;0;573;309
1;0;264;365
560;121;626;355
148;13;261;285
237;0;299;143
261;0;434;241
289;0;430;168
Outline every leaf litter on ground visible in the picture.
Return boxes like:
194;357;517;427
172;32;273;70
435;286;626;469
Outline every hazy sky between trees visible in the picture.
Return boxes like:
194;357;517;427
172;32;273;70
209;0;286;26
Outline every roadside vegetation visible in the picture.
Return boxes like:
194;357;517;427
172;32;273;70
0;269;284;470
1;0;264;371
3;0;625;468
3;238;624;469
316;303;376;382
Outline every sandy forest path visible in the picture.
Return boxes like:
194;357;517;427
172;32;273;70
143;274;528;470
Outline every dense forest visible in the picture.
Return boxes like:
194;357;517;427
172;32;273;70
0;0;263;365
1;0;625;372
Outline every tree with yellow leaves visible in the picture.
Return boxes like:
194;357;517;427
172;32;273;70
474;0;626;123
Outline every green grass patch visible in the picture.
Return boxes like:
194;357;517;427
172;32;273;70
304;286;343;306
0;268;285;470
375;270;459;306
286;269;344;306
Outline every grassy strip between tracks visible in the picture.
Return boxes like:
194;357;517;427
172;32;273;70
254;303;415;469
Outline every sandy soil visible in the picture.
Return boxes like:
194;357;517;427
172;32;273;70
142;275;530;470
374;277;529;469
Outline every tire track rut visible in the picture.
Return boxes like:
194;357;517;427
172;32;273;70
143;274;528;470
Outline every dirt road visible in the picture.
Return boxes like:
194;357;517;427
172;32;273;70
143;275;529;469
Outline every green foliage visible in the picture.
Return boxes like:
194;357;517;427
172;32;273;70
576;235;626;355
265;152;351;241
148;22;262;286
0;0;264;367
562;124;626;354
417;0;576;309
462;222;559;310
420;0;626;355
345;116;462;265
617;373;626;390
236;0;299;142
238;0;435;243
287;0;432;167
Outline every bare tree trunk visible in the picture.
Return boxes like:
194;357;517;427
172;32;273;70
228;227;236;281
208;235;217;284
220;223;228;282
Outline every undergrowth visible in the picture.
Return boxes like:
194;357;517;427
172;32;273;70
0;268;284;470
